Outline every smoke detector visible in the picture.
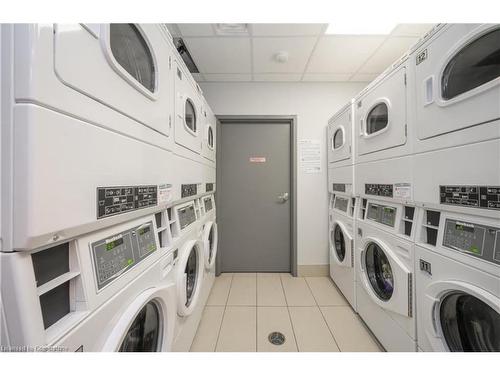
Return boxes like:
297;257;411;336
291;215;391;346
274;51;289;64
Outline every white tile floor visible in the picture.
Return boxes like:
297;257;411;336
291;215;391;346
190;273;383;352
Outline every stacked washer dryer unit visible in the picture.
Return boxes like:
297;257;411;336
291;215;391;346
0;23;181;351
169;44;217;352
353;52;419;352
327;101;357;310
408;24;500;352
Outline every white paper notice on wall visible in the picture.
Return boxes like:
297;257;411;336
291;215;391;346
298;139;322;174
394;183;412;200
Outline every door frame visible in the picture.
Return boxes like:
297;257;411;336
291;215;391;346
215;115;298;277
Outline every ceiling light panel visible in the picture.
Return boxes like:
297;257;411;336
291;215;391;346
326;22;397;35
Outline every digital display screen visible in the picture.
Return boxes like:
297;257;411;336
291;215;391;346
106;237;124;251
455;223;474;233
138;226;151;236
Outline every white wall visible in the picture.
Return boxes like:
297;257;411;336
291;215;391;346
201;81;367;267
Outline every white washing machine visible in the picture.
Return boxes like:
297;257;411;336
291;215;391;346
1;23;176;252
414;207;500;351
170;199;206;351
356;198;417;351
354;54;412;164
327;101;354;168
329;191;356;309
0;214;178;351
408;24;500;216
199;194;218;306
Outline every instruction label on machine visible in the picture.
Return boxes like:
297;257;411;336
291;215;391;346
299;139;322;174
158;183;173;205
394;183;412;200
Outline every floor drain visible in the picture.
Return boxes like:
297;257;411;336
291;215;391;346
268;331;286;345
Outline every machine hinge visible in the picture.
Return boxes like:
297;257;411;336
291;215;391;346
351;239;354;268
408;273;413;317
405;123;407;136
404;73;407;86
169;56;172;69
169;115;172;128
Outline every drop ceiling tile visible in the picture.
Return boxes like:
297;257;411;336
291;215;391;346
350;73;379;82
251;23;326;36
253;37;317;73
307;36;385;74
391;24;435;37
253;73;302;82
183;37;252;74
358;36;419;74
203;73;252;82
177;23;215;37
302;73;352;82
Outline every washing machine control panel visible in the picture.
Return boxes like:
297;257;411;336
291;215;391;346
96;185;158;219
365;184;393;198
91;221;157;290
334;197;349;212
440;185;500;211
178;204;197;230
366;203;396;227
443;219;500;265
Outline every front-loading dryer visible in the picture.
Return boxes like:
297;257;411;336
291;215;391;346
408;24;500;217
414;208;500;351
409;23;500;153
354;54;412;164
0;214;178;351
327;101;354;168
174;60;202;156
329;192;356;309
1;23;176;252
355;198;417;351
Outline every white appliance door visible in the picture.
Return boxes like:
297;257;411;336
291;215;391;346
201;107;217;162
330;221;353;268
356;66;407;156
422;280;500;352
360;237;411;316
328;107;352;164
414;24;500;140
53;24;171;137
174;62;202;154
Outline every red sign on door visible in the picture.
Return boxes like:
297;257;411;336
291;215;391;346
249;157;266;163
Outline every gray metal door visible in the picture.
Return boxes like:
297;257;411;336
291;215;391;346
219;122;291;272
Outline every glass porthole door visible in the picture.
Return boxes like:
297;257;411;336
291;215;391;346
365;242;394;301
330;223;352;267
119;301;161;352
361;239;411;316
439;292;500;352
203;222;218;269
184;248;198;307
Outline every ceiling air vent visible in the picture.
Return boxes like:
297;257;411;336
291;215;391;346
173;37;199;74
215;23;248;35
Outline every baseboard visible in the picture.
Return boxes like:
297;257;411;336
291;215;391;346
297;264;329;277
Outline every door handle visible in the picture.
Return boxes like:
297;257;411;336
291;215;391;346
277;192;289;203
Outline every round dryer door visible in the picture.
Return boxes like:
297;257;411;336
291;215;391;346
364;242;394;301
332;224;346;262
119;301;162;352
177;240;204;316
203;222;218;269
439;292;500;352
